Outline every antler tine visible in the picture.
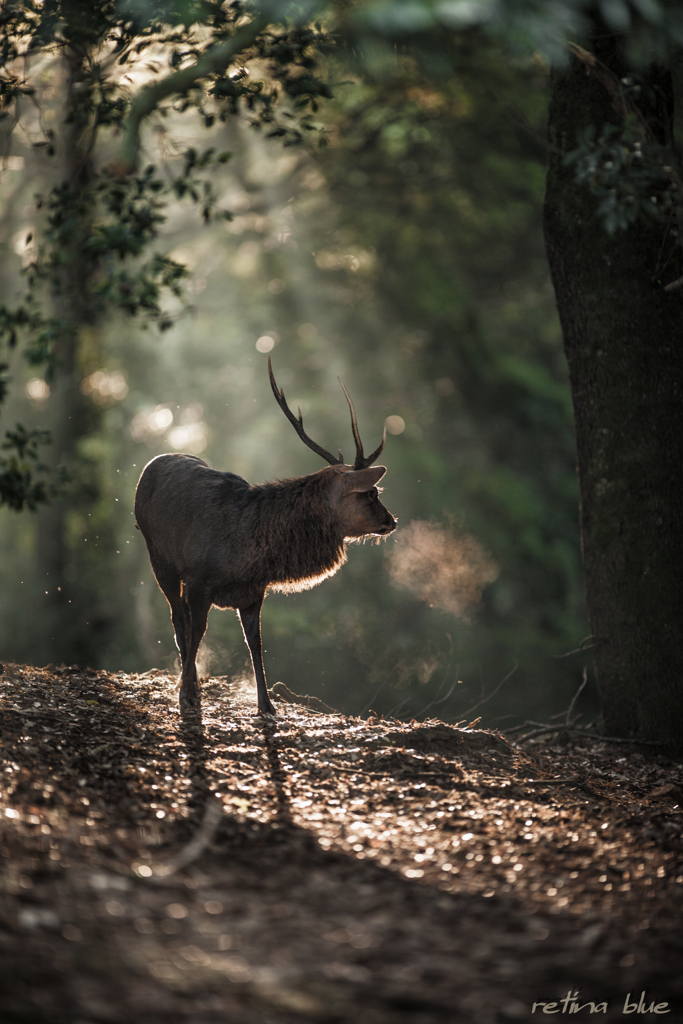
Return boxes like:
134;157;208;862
338;379;363;467
268;357;342;466
362;427;387;468
339;378;386;470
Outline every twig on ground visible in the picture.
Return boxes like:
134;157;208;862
310;762;584;791
553;635;594;659
505;665;589;742
316;763;392;779
231;770;267;784
413;636;455;720
566;667;588;726
414;681;457;720
505;720;553;735
387;697;411;719
514;725;664;747
1;705;67;720
456;661;518;720
521;776;581;786
270;682;338;715
663;273;683;292
359;677;389;717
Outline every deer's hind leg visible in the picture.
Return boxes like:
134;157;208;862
149;556;188;666
179;582;211;709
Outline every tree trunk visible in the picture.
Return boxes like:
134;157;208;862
36;52;106;667
543;43;683;749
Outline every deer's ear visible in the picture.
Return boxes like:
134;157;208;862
344;466;386;493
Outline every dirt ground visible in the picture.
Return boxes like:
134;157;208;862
0;662;682;1024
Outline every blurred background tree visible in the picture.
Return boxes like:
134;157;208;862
0;3;593;729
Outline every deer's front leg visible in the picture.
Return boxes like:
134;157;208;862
238;598;276;715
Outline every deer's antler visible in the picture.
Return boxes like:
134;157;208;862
269;358;343;466
339;379;386;470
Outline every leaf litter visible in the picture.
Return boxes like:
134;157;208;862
0;662;681;1023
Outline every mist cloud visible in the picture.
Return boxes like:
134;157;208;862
387;521;499;621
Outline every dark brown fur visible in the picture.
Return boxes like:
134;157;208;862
134;453;396;713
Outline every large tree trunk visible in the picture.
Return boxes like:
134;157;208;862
37;52;107;667
543;43;683;749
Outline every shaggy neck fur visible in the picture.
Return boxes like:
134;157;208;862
240;472;347;594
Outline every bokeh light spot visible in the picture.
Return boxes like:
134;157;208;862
385;415;405;435
435;377;455;396
26;378;50;402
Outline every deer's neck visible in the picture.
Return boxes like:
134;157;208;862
249;475;346;592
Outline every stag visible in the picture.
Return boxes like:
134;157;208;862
134;359;396;714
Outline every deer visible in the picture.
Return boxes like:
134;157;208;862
134;358;397;715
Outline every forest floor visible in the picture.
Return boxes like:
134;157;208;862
0;663;682;1024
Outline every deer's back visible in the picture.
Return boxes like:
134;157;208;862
134;454;251;572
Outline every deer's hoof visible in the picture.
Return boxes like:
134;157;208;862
180;686;200;710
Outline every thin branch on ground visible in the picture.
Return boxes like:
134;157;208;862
504;665;589;741
413;639;454;719
455;661;518;721
553;635;594;659
314;762;392;779
520;776;581;786
387;696;411;719
1;706;65;721
663;273;683;291
506;720;547;735
565;667;588;726
359;676;389;717
513;724;664;747
414;681;457;720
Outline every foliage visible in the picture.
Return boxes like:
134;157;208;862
0;0;334;509
341;0;683;67
565;119;678;234
0;422;62;511
559;56;683;241
340;4;683;267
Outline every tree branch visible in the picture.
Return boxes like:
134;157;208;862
512;724;664;747
117;14;270;173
